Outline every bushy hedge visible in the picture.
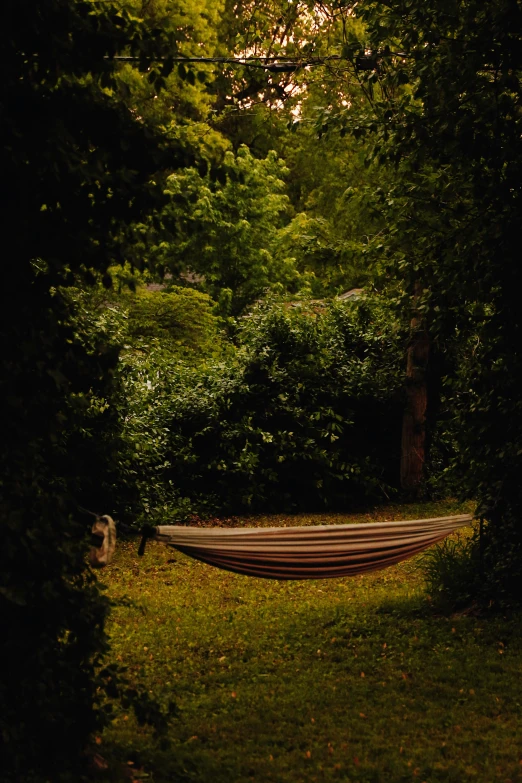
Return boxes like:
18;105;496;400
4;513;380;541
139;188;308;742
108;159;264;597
60;284;231;524
116;296;405;522
126;287;230;360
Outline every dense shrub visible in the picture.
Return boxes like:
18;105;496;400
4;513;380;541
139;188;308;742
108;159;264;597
116;296;405;522
126;287;229;360
438;323;522;603
422;532;482;610
61;284;230;524
0;283;115;780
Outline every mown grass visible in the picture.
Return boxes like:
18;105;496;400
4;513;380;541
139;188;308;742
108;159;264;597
97;500;522;783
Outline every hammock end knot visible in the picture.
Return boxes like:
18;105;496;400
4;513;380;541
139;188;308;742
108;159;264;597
138;524;157;557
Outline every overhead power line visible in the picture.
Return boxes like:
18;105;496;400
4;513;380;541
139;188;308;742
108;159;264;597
105;52;414;71
107;52;413;71
109;54;346;71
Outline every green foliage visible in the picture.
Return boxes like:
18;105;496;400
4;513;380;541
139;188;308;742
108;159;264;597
118;1;391;304
443;325;522;601
339;0;522;598
211;5;390;297
126;287;228;359
0;285;114;779
118;0;225;129
160;146;300;314
0;0;204;777
422;532;482;610
272;207;373;299
61;284;230;526
115;346;196;524
116;297;404;522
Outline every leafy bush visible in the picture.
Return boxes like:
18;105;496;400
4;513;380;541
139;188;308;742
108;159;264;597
160;146;300;315
420;318;522;604
422;532;482;610
0;280;189;780
60;284;230;525
115;296;405;522
126;287;228;360
0;283;116;780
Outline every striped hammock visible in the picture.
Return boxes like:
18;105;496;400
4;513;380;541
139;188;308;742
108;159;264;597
149;514;473;580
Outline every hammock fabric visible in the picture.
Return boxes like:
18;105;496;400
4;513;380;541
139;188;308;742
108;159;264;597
151;514;472;580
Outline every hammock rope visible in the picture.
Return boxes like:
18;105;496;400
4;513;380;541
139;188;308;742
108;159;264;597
147;514;473;580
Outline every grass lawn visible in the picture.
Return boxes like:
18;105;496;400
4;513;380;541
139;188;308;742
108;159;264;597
97;500;522;783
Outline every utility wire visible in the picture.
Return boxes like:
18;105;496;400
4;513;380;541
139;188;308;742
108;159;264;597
109;54;344;71
107;52;407;70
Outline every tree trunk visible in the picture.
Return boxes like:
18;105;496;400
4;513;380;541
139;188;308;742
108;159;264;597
401;284;430;493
